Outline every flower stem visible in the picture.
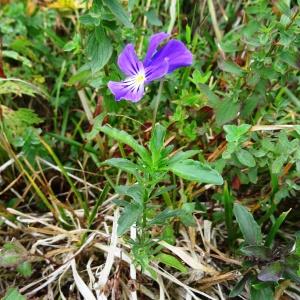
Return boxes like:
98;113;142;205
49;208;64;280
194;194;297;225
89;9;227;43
152;80;164;125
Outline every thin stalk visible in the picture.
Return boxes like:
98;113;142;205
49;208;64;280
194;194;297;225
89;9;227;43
152;80;164;125
46;132;98;155
53;60;66;132
207;0;222;43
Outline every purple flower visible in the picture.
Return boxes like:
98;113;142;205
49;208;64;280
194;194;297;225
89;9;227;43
108;32;193;103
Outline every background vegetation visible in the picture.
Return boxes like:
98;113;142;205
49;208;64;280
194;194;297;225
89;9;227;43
0;0;300;299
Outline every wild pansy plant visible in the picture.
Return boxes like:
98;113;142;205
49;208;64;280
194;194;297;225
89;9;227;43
91;33;222;271
108;32;193;102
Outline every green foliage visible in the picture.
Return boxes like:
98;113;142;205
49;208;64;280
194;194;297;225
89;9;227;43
3;288;26;300
232;204;300;297
98;123;222;267
0;241;33;278
233;203;263;246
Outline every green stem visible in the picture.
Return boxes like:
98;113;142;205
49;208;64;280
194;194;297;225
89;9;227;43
152;81;164;126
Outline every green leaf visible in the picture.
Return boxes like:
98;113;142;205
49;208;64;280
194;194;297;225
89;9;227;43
128;0;137;11
240;245;271;259
218;60;245;76
99;125;151;164
116;184;143;205
17;261;33;277
265;209;291;247
229;274;251;298
149;124;166;166
295;231;300;256
3;50;32;67
283;267;300;284
271;155;286;174
168;150;200;165
0;241;27;267
148;208;180;225
178;203;196;226
85;113;106;140
0;78;49;99
117;203;142;236
145;9;162;26
223;182;234;246
224;124;251;143
275;0;291;16
86;26;112;73
155;253;187;273
236;149;256;167
250;284;274;300
233;203;262;245
215;98;240;126
3;288;26;300
168;159;223;185
103;0;133;28
199;83;220;107
103;158;140;177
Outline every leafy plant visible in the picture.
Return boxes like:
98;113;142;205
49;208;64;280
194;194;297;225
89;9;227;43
94;123;223;269
231;203;300;298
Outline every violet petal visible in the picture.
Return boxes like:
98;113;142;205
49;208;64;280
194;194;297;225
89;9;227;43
108;78;145;102
145;58;169;83
118;44;142;76
143;32;170;67
149;40;193;73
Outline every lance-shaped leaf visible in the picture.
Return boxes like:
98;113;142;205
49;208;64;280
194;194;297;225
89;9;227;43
233;203;262;245
99;125;151;165
149;123;166;167
168;159;223;185
103;158;141;177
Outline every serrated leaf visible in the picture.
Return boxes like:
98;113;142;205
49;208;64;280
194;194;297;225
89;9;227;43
233;203;262;245
168;159;223;185
155;253;187;273
103;0;133;28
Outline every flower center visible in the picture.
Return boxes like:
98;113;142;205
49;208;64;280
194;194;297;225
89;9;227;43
135;73;145;85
